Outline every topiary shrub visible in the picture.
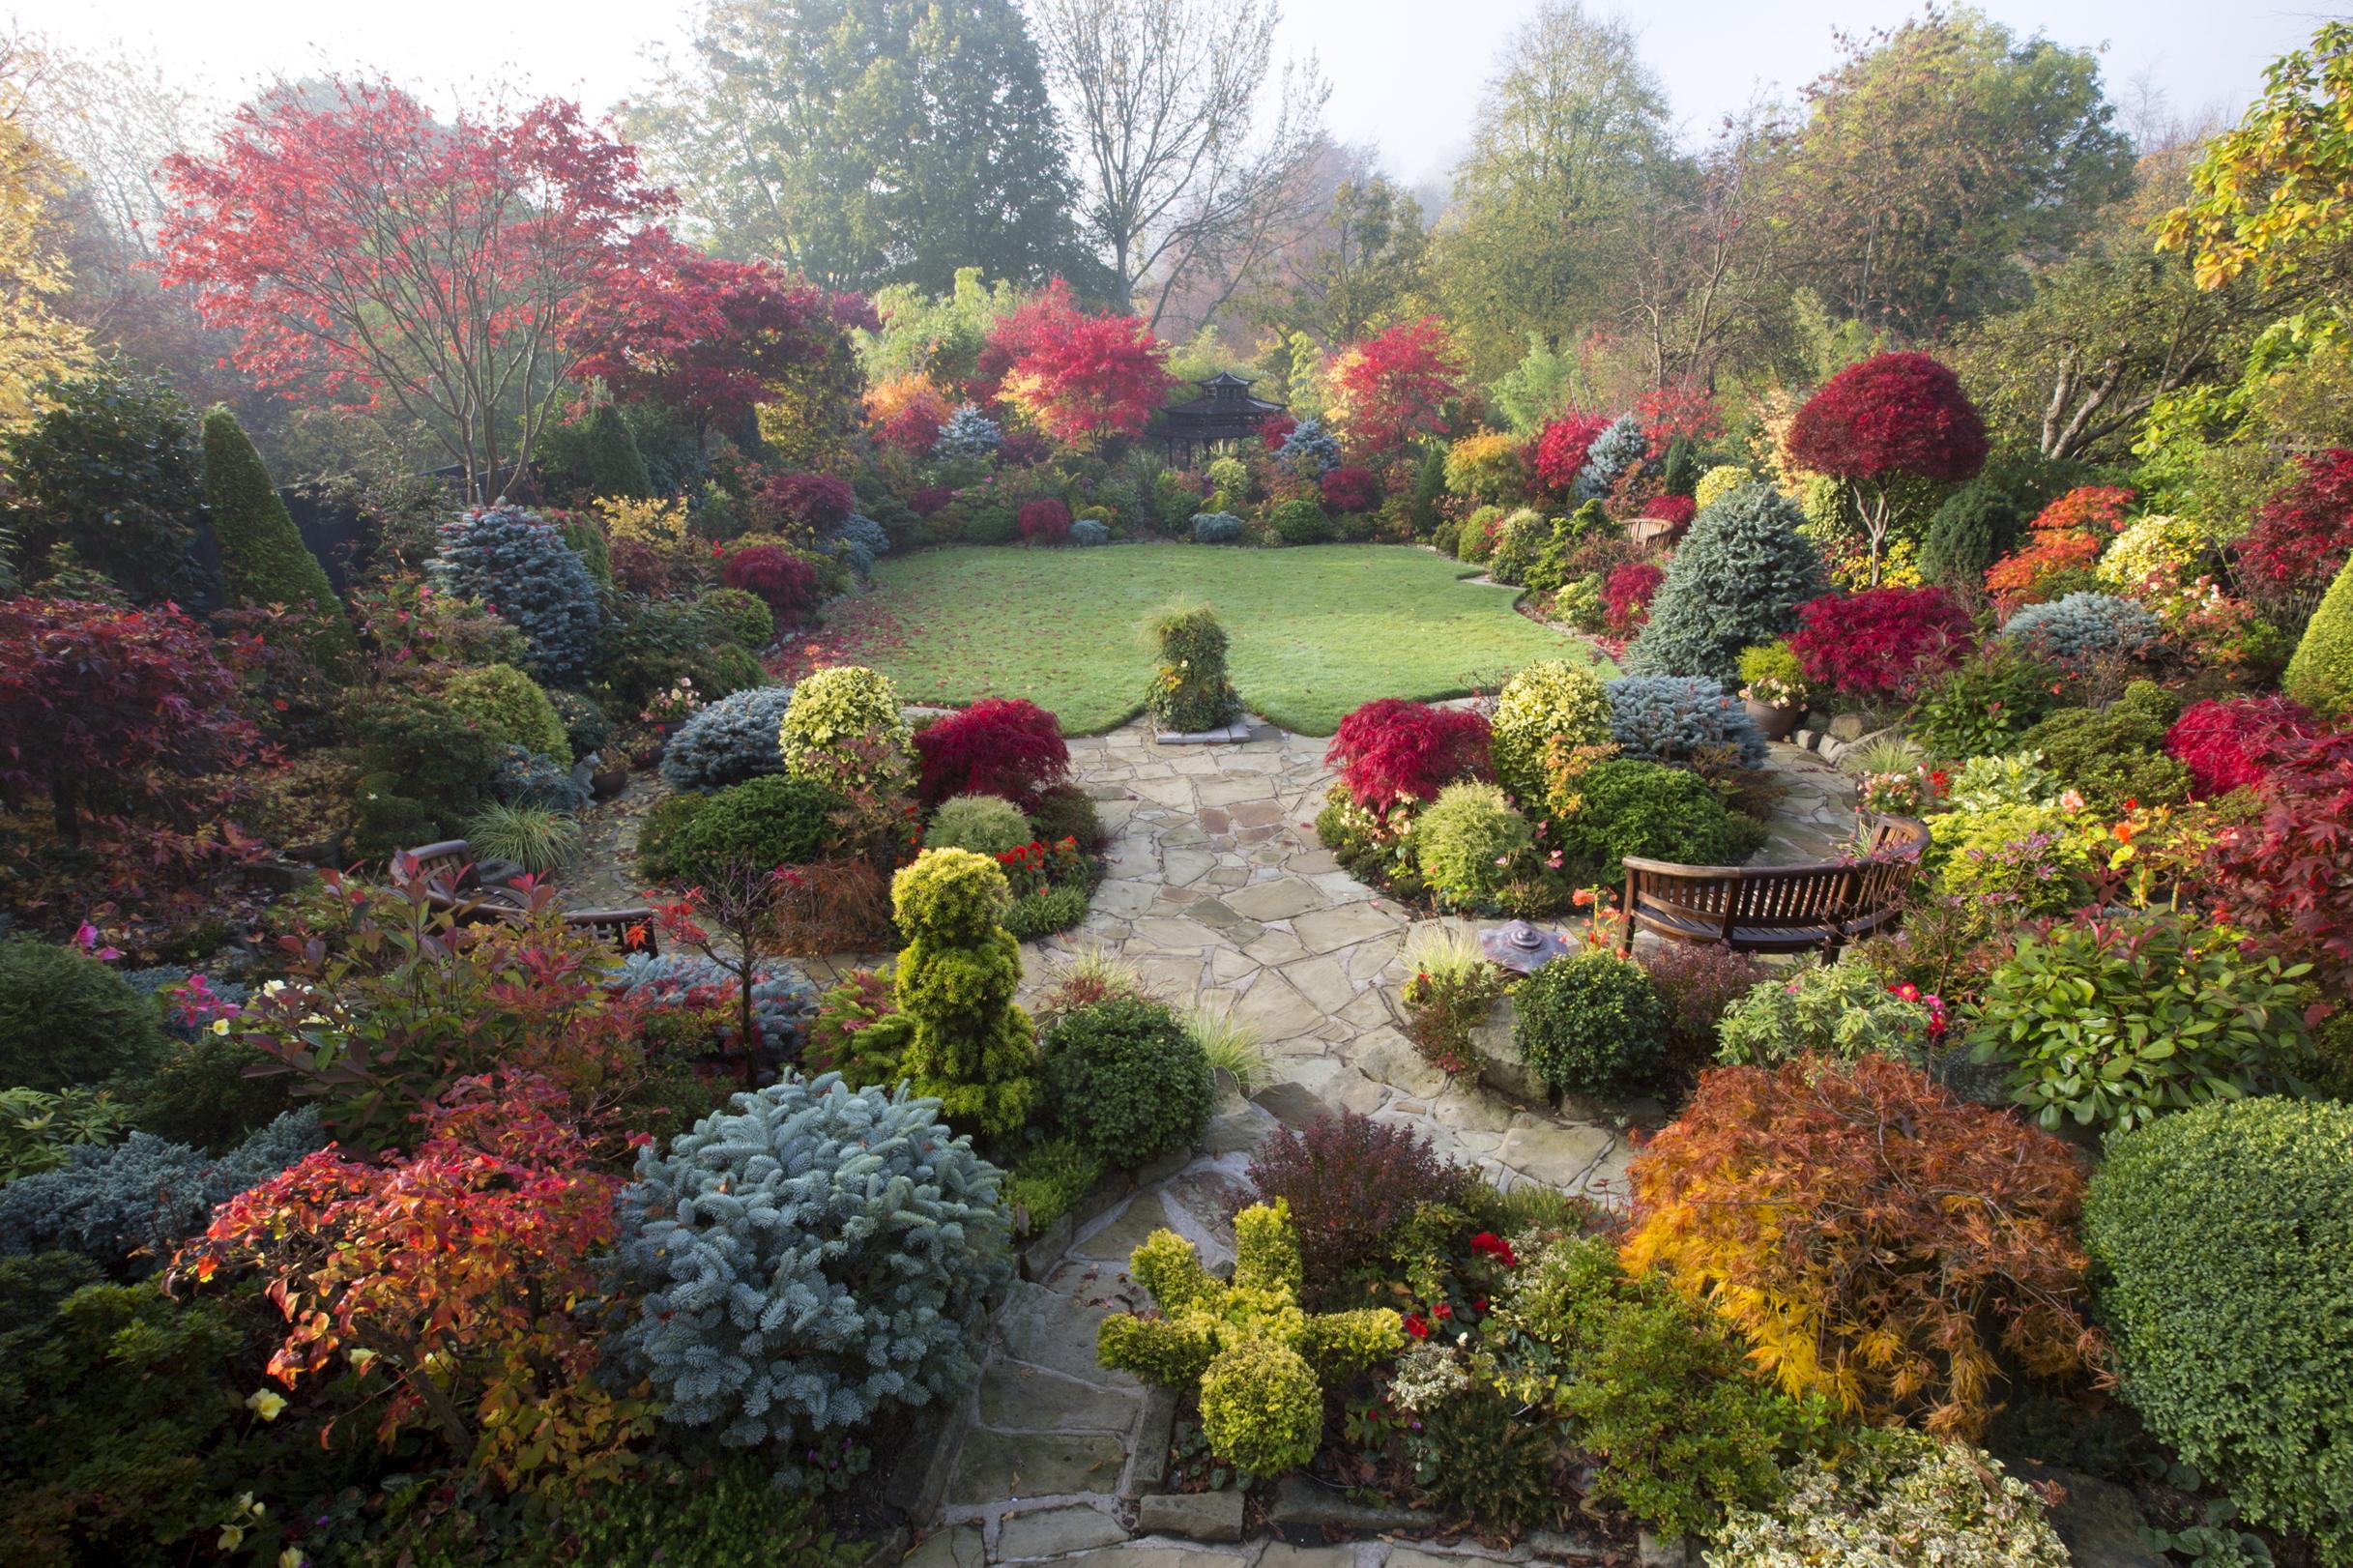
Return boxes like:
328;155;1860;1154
608;1075;1012;1490
1998;591;2162;667
659;685;794;792
1514;947;1671;1098
861;850;1039;1139
1712;1431;2067;1567
666;775;842;884
1146;603;1242;734
1413;781;1533;908
778;665;913;794
924;793;1031;857
2283;553;2353;720
1324;698;1492;813
1625;485;1829;683
913;697;1070;809
2164;694;2318;798
1918;476;2026;591
537;402;653;502
1715;959;1932;1068
440;661;572;766
0;942;168;1093
200;406;353;662
1268;498;1330;545
1605;676;1766;770
1547;758;1761;886
1190;511;1244;544
0;1109;323;1273
696;587;776;651
2084;1099;2353;1560
1787;587;1973;701
1490;659;1612;801
1625;1055;2099;1437
1096;1199;1403;1475
429;504;601;683
1040;995;1211;1169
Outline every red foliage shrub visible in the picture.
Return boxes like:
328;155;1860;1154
1323;697;1493;813
608;536;688;596
1533;412;1611;494
977;279;1173;449
878;402;944;453
1321;464;1380;512
1639;941;1768;1082
912;484;956;517
1624;1054;2102;1437
0;595;264;841
1641;493;1697;529
754;470;857;537
2200;727;2353;992
722;543;819;621
1260;413;1298;450
914;697;1072;808
1330;317;1464;455
2030;484;2136;536
1017;497;1073;545
1986;531;2104;613
1602;560;1667;635
2165;695;2319;798
1785;352;1990;486
1245;1110;1467;1305
1001;429;1052;465
1636;385;1724;453
1789;587;1974;700
2235;448;2353;600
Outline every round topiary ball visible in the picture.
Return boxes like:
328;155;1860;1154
2083;1098;2353;1559
1490;660;1612;802
608;1074;1012;1490
696;587;777;651
440;661;571;766
1200;1336;1322;1476
1512;949;1669;1097
892;847;1013;943
1040;995;1211;1168
778;665;912;791
925;794;1032;857
0;940;168;1092
1413;781;1534;909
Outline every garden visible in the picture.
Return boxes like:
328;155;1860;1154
2;8;2353;1568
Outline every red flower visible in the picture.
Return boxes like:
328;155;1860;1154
1469;1232;1518;1267
1432;1301;1452;1321
1402;1313;1431;1341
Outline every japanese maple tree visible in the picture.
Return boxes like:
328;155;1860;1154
1325;698;1492;814
1327;318;1465;457
2200;727;2353;994
159;77;670;502
1786;352;1989;585
975;278;1172;449
1532;411;1611;496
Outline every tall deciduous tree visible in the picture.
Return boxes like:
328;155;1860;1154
1032;0;1328;326
1262;169;1428;348
0;39;91;435
973;278;1172;449
633;0;1092;293
1787;351;1990;585
1774;8;2135;334
160;79;671;505
1433;2;1678;378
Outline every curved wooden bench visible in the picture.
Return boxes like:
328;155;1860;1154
400;840;659;955
1616;814;1928;960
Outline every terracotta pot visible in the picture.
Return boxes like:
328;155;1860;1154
1745;697;1802;743
591;766;631;800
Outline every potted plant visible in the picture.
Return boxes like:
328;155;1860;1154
1737;642;1810;743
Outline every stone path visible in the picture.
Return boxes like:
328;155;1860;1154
904;717;1860;1564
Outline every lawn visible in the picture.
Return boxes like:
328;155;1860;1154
791;543;1614;735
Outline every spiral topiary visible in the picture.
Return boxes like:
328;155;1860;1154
1490;659;1612;802
607;1075;1012;1490
428;504;601;683
1147;603;1242;734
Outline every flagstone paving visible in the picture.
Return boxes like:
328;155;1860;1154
908;716;1860;1564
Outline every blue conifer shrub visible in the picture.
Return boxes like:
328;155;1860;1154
932;404;1003;461
428;504;602;683
1574;414;1646;500
659;684;798;792
1607;676;1767;769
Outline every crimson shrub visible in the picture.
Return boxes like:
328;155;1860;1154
1788;587;1973;701
2164;695;2318;798
722;544;819;622
1323;697;1493;813
1243;1110;1466;1305
1017;498;1073;546
914;698;1072;809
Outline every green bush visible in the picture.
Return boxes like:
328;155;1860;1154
1002;1136;1103;1235
1918;476;2026;590
1040;996;1212;1169
536;402;652;503
667;775;841;884
1028;784;1106;854
2012;685;2189;812
1491;658;1612;801
1414;781;1534;908
130;1030;292;1153
1712;1430;2066;1566
200;406;353;663
2084;1099;2353;1559
440;662;572;766
696;587;776;651
1928;802;2092;919
1456;505;1502;563
1907;643;2061;758
1488;508;1552;586
925;794;1031;857
2284;554;2353;721
1625;484;1830;683
465;802;584;875
1967;914;2311;1132
1267;498;1330;545
1548;758;1762;886
1715;959;1932;1067
634;791;708;885
1003;883;1090;942
0;369;213;603
778;665;913;795
1513;949;1670;1096
0;942;167;1093
1146;602;1242;734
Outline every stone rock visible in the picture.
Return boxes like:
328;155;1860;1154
2009;1464;2166;1568
1256;1548;1354;1568
1292;902;1403;954
1199;1105;1276;1155
1466;996;1549;1103
995;1280;1142;1387
1524;1529;1613;1563
1251;1081;1332;1127
1057;1551;1242;1568
1497;1122;1615;1188
977;1363;1140;1434
1135;1491;1244;1543
996;1504;1130;1558
1354;1027;1450;1098
1826;711;1872;742
1637;1530;1695;1567
946;1430;1127;1504
1124;1385;1179;1496
1073;1194;1174;1262
1266;1473;1437;1532
902;1524;985;1568
1221;878;1324;921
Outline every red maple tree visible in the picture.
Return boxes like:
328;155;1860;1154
1329;318;1464;457
1786;352;1989;586
160;77;670;502
975;279;1172;450
1533;412;1612;495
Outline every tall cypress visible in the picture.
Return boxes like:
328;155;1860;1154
201;406;355;664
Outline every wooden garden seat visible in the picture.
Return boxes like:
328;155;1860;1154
1616;814;1928;960
399;839;659;956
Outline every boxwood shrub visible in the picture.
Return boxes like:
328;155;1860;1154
1039;995;1211;1168
1512;950;1670;1096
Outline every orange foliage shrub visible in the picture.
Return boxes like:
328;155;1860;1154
1622;1054;2103;1438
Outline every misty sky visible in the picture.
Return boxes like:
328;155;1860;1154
23;0;2319;187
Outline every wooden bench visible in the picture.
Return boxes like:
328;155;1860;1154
400;840;660;956
1617;814;1928;960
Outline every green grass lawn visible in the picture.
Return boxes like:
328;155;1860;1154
807;543;1614;735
